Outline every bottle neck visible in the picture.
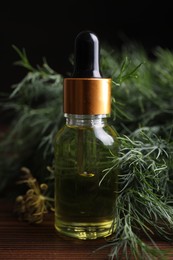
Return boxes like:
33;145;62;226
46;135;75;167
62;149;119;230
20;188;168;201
65;114;108;127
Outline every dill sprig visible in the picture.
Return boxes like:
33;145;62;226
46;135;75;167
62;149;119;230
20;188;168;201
100;44;173;132
0;47;64;193
97;128;173;259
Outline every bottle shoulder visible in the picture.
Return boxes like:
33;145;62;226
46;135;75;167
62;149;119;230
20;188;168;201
54;124;118;147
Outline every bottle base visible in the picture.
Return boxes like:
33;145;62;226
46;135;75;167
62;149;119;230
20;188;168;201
55;219;116;240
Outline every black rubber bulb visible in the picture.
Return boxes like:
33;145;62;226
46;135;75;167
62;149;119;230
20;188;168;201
72;31;102;78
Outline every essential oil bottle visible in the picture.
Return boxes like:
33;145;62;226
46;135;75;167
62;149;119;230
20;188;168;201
54;30;119;240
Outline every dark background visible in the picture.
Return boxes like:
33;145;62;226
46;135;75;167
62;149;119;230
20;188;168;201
0;1;173;92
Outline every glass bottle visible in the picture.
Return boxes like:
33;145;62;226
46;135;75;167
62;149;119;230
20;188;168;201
54;31;119;240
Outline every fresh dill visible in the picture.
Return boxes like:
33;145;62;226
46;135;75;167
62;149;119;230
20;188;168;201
0;43;173;259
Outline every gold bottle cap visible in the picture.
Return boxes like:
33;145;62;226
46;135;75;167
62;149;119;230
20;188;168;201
64;78;111;115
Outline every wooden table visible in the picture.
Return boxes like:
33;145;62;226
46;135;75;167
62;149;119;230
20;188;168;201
0;199;173;260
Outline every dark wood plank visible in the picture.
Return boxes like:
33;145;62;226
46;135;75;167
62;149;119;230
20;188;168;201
0;200;114;260
0;199;173;260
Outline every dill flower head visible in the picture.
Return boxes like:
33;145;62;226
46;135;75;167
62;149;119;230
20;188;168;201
14;167;54;224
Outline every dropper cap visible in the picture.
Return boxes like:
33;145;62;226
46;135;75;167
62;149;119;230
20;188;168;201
64;31;111;115
72;30;102;78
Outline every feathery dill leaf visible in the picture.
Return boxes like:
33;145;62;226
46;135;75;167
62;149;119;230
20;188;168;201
96;128;173;259
0;48;64;194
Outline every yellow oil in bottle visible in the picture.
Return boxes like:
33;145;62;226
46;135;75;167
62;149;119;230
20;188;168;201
54;119;119;240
